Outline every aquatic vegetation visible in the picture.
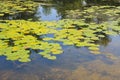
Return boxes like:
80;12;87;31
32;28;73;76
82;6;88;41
0;20;63;62
65;6;120;23
0;18;120;62
0;0;39;17
0;2;120;62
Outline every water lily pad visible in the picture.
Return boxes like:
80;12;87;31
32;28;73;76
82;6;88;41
0;16;120;62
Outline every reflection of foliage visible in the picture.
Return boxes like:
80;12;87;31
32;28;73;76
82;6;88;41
86;0;120;6
0;0;38;17
50;0;84;18
46;0;120;19
0;18;120;62
41;6;52;16
52;0;83;9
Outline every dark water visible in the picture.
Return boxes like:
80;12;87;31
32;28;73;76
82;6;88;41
0;0;120;80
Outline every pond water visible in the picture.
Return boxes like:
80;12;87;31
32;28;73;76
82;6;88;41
35;5;61;21
0;0;120;80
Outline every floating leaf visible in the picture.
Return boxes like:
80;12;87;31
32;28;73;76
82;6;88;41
0;15;119;62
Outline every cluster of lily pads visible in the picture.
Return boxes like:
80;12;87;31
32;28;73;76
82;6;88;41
0;0;38;17
0;18;120;62
0;1;120;62
0;20;63;62
65;6;120;22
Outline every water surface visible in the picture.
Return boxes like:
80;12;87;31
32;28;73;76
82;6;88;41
0;0;120;80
